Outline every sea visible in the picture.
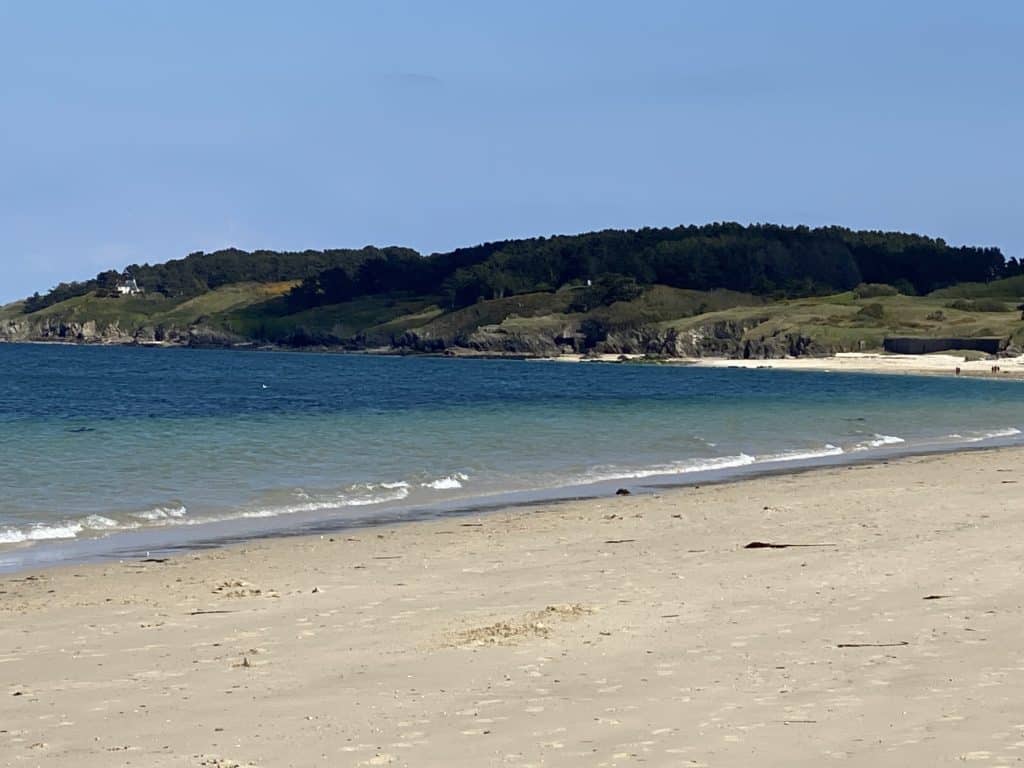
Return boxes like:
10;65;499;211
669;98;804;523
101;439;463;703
2;343;1023;571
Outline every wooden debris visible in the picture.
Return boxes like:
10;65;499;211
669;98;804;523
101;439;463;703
836;641;909;648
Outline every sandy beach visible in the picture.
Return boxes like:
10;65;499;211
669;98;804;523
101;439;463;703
555;352;1024;380
4;448;1024;767
691;352;1024;379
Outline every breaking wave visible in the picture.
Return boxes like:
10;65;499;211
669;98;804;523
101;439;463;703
958;427;1022;443
422;472;470;490
852;434;906;451
760;445;845;463
582;454;757;484
0;484;413;545
131;504;188;521
980;427;1021;439
6;424;1024;550
0;515;126;544
582;444;844;485
238;484;412;518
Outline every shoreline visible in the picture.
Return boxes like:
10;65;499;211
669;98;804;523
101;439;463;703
4;434;1023;576
5;447;1024;765
6;338;1023;380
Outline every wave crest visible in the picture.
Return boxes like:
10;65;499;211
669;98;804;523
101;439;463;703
422;472;469;490
132;504;188;521
852;434;905;451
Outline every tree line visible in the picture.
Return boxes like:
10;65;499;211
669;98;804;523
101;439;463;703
22;247;415;312
22;223;1015;314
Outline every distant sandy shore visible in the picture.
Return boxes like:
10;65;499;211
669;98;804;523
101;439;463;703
691;352;1024;379
4;448;1024;766
555;351;1024;379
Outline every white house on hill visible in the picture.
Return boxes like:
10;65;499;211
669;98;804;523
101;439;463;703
117;278;142;296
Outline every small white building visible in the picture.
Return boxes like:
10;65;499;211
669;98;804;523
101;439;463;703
117;278;142;296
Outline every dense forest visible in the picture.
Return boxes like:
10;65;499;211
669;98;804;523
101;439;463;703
21;223;1018;314
21;246;414;312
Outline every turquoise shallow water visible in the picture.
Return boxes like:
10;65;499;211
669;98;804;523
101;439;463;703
2;343;1023;566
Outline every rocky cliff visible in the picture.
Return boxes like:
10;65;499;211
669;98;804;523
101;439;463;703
385;317;847;358
2;309;857;358
0;317;245;348
596;319;839;358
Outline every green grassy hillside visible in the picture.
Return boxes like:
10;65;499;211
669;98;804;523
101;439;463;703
929;275;1024;300
665;293;1024;352
5;278;1024;357
7;222;1021;355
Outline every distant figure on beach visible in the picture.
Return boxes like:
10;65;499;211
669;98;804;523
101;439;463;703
956;367;961;375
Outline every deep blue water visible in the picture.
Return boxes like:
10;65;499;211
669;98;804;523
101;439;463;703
2;343;1023;565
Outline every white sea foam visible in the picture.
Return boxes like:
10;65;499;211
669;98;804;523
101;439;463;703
590;444;855;484
0;484;417;545
760;444;845;462
852;434;906;451
237;485;412;519
131;504;188;521
983;427;1022;439
961;427;1022;443
0;513;135;544
422;472;469;490
341;486;411;505
0;523;83;544
582;454;759;484
664;454;759;475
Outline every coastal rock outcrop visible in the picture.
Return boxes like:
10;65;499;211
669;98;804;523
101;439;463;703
459;327;564;357
391;329;448;353
186;325;248;348
2;302;855;359
384;316;845;359
0;315;236;347
0;317;133;343
594;319;839;359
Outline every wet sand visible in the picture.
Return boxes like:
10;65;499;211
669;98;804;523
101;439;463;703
3;448;1024;766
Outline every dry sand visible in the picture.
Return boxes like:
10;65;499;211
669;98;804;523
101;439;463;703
4;449;1024;766
691;352;1024;379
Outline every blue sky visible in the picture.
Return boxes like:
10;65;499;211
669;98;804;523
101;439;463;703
1;1;1021;302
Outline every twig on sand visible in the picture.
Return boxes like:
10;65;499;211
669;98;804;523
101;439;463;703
836;641;909;648
744;541;835;549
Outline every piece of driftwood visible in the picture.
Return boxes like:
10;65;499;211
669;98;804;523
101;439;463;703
836;641;909;648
